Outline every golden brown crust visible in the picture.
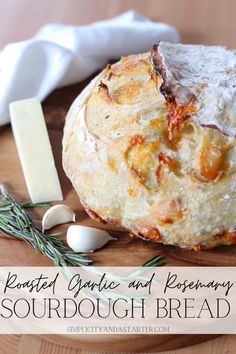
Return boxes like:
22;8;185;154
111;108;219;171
63;49;236;250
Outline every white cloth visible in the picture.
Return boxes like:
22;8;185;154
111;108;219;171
0;10;180;125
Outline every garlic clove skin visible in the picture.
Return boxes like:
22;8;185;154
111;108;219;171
66;225;116;253
42;204;76;232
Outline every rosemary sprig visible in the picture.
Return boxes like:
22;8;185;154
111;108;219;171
0;200;49;212
0;185;92;267
142;255;166;267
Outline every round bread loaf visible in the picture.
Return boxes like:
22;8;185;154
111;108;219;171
63;51;236;249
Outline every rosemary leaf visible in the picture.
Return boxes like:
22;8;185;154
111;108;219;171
0;185;92;267
142;255;166;267
0;201;49;212
20;201;50;208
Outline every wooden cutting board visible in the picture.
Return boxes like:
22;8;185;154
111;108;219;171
1;79;235;352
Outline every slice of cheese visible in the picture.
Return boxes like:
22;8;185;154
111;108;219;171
9;98;63;203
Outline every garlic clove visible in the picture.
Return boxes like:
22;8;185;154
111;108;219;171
66;225;116;253
42;204;76;232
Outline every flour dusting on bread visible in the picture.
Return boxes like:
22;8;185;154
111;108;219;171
63;43;236;249
151;42;236;136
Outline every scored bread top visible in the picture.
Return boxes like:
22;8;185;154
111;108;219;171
63;43;236;249
151;42;236;137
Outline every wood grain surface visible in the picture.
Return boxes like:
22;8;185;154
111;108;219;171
1;0;236;353
0;75;234;354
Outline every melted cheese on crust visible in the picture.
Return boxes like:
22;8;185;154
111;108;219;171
63;52;236;249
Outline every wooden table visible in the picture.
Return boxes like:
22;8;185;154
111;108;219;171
1;0;236;353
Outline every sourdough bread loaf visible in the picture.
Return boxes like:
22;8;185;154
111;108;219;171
63;43;236;249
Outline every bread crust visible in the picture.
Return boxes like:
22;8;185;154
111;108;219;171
63;50;236;249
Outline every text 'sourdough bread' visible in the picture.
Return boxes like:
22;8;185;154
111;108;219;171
63;42;236;249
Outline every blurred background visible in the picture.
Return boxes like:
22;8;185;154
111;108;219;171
0;0;235;48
